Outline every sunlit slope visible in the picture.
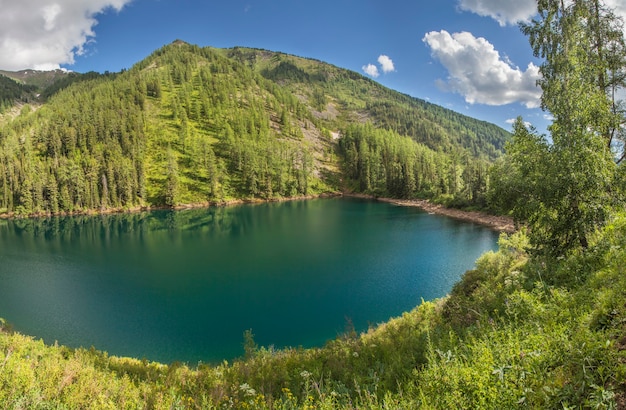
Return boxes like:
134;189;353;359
223;46;510;159
0;41;509;216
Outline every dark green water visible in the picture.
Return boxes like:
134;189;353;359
0;198;498;364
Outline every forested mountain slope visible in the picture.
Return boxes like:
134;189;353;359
0;75;38;113
0;69;77;113
0;69;72;90
224;47;509;159
0;41;509;216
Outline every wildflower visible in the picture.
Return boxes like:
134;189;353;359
239;383;256;397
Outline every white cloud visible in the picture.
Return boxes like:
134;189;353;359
459;0;626;30
363;55;395;78
377;55;395;73
362;63;380;78
423;30;542;108
506;118;532;128
606;0;626;32
458;0;537;26
0;0;132;71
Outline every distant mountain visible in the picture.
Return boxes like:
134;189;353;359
0;69;82;112
0;74;38;111
0;41;510;216
0;69;72;90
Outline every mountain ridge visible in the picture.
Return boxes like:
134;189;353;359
0;68;73;89
0;41;509;216
220;45;509;159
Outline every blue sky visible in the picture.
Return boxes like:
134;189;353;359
2;0;624;132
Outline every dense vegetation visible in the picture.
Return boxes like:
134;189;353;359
0;69;76;113
0;75;38;112
2;0;626;408
489;0;626;256
226;47;509;159
0;45;327;215
339;123;490;206
0;69;73;92
0;41;509;217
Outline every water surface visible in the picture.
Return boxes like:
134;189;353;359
0;198;498;363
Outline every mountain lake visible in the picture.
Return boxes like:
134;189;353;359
0;197;499;364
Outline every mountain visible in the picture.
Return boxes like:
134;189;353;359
0;69;73;90
0;69;110;109
0;41;510;216
223;47;509;159
0;74;38;112
0;69;86;114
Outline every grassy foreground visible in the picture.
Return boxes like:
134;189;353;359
2;215;626;409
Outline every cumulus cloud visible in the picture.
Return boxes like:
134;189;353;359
506;118;533;128
0;0;132;71
362;63;380;78
458;0;537;26
423;30;542;108
363;54;395;78
377;55;395;73
460;0;626;29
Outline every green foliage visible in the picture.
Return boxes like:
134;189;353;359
0;74;38;112
40;71;109;100
489;0;625;255
490;118;616;254
0;69;84;112
0;43;338;216
338;122;491;206
0;68;74;91
228;47;510;160
523;0;626;164
416;217;626;408
3;31;625;408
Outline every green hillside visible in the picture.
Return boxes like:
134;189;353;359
0;41;509;217
225;47;509;159
0;74;38;112
0;69;78;112
0;69;74;91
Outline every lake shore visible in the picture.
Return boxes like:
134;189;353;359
0;192;342;220
343;193;515;233
0;192;515;233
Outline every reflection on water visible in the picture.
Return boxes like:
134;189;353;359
0;198;498;364
2;205;249;240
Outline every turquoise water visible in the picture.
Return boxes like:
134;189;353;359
0;198;498;364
